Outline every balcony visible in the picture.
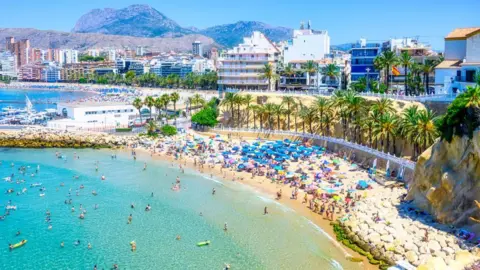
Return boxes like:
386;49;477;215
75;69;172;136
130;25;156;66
221;57;273;62
218;79;268;85
218;72;261;77
220;65;264;69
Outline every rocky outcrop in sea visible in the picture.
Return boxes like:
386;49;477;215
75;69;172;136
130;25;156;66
0;127;140;148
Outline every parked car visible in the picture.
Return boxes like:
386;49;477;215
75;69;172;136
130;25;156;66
128;118;146;127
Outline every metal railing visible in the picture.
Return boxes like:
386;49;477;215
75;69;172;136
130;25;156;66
224;88;458;102
212;127;416;170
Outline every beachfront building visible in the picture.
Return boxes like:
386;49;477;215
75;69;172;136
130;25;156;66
0;51;17;78
60;62;114;82
42;63;61;82
18;63;43;81
150;61;193;78
283;22;330;65
217;31;280;91
192;58;216;73
349;39;381;82
116;59;145;76
49;102;137;130
435;27;480;94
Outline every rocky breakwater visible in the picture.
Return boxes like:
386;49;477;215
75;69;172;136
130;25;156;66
406;131;480;232
0;127;140;148
339;183;479;269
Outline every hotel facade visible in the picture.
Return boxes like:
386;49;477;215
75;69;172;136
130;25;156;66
217;31;280;91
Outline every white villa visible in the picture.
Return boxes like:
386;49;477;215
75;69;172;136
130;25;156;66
435;27;480;94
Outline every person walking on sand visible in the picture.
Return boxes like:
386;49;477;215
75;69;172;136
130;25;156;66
143;162;147;171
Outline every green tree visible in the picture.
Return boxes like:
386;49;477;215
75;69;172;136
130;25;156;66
169;92;180;124
132;98;144;122
313;97;330;135
373;113;398;153
125;71;136;82
304;60;318;86
399;52;412;96
160;125;177;136
144;96;155;120
263;103;276;129
422;62;435;94
243;94;254;128
281;96;296;131
272;104;284;130
154;97;165;119
375;50;398;91
261;63;279;91
160;94;170;117
146;121;158;136
320;64;340;86
414;109;438;153
220;93;236;127
191;107;219;127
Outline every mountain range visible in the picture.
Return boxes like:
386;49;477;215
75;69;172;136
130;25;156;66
1;4;294;51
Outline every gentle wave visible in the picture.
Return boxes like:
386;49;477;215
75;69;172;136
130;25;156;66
330;259;344;270
305;218;351;257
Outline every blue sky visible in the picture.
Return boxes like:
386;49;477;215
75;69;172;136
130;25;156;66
1;0;479;50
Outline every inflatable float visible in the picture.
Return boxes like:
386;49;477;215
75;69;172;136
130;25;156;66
197;241;210;247
10;240;27;250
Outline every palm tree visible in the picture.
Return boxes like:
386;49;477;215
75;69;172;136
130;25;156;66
243;94;254;128
313;97;330;135
132;98;143;122
261;63;278;91
361;110;378;147
375;51;398;91
169;92;180;124
331;91;348;139
371;98;395;117
415;109;438;152
144;96;155;120
220;93;236;127
250;105;259;129
272;104;284;130
320;64;340;87
283;63;295;78
146;121;158;136
298;105;310;133
154;97;165;120
304;60;318;86
323;110;336;136
344;92;365;142
263;103;276;129
191;93;205;113
399;52;412;96
233;94;244;127
422;62;435;94
373;113;398;153
281;96;296;131
399;105;418;156
160;94;170;117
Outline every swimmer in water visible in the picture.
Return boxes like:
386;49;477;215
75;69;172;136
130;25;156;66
101;175;105;180
88;243;92;249
71;207;75;212
128;214;132;224
224;222;228;231
176;235;181;240
16;231;21;236
143;162;147;171
212;188;216;195
60;241;64;248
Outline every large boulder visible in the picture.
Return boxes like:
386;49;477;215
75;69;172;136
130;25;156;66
406;131;480;233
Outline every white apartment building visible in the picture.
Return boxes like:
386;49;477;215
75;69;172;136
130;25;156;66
49;102;137;130
435;27;480;94
192;58;216;73
57;50;79;66
108;50;117;62
0;51;17;78
283;22;330;65
88;49;100;57
218;31;280;91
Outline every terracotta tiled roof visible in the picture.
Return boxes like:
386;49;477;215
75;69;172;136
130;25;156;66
435;60;462;69
445;27;480;40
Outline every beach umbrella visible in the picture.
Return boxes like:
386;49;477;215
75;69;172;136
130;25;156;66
333;195;341;201
333;158;341;165
241;157;249;161
323;188;337;194
397;166;405;181
274;166;283;171
357;180;369;189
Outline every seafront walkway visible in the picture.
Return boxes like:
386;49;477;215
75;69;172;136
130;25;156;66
212;127;416;170
225;89;457;102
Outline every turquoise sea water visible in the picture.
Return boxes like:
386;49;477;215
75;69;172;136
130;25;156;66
0;88;93;111
0;148;358;270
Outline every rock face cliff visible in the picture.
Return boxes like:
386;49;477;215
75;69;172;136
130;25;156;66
406;131;480;232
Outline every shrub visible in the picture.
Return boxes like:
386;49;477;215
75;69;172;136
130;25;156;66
191;107;218;127
161;125;177;136
115;128;132;132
